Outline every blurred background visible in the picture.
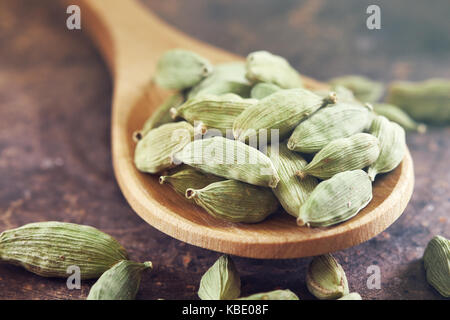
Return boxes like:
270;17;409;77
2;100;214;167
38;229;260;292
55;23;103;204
145;0;450;81
0;0;448;300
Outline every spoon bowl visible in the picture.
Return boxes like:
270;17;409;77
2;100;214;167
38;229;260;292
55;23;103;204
76;0;414;258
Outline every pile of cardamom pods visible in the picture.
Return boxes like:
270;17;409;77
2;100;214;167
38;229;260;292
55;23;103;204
133;49;450;227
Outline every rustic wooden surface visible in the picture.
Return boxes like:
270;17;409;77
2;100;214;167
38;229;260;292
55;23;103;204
0;0;449;300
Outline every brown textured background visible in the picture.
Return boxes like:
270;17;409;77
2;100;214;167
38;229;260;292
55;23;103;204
0;0;449;300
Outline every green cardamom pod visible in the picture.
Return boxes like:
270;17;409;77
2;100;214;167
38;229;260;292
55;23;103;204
233;88;335;143
296;133;380;180
329;75;384;103
306;254;349;300
245;51;303;88
297;170;373;227
250;82;282;99
154;49;213;90
314;86;360;105
386;78;450;125
198;255;241;300
159;165;224;197
171;94;256;135
188;62;252;99
87;260;152;300
338;292;362;300
287;103;371;153
186;180;279;223
423;235;450;297
134;92;185;141
267;144;318;217
373;103;426;133
0;222;128;279
134;121;194;174
238;289;299;300
175;136;280;188
367;116;406;181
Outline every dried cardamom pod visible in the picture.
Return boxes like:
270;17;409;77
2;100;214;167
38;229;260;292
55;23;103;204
245;51;303;88
338;292;362;300
367;116;406;181
159;165;224;197
423;235;450;297
134;92;185;141
238;289;299;300
287;103;371;153
329;75;384;103
186;180;279;223
297;170;373;227
174;136;280;188
233;88;335;142
0;222;128;279
87;260;152;300
171;94;256;135
154;49;213;90
373;103;426;133
296;133;380;180
306;254;349;300
134;121;194;174
250;82;282;99
386;78;450;125
314;86;359;105
188;62;252;99
267;144;318;217
198;255;241;300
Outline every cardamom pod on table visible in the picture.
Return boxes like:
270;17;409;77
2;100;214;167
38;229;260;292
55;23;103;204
87;260;152;300
423;235;450;297
0;221;128;279
198;255;241;300
306;254;349;300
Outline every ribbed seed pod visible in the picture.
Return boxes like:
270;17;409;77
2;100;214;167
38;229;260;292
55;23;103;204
367;116;406;181
296;133;380;180
198;255;241;300
423;235;450;297
188;62;251;99
238;289;299;300
159;165;224;197
306;254;349;300
175;136;280;188
314;86;360;105
338;292;362;300
154;49;212;90
0;222;128;279
135;93;185;140
134;121;194;174
250;82;282;99
267;144;318;217
245;51;303;88
233;88;335;142
386;79;450;125
87;260;152;300
186;180;279;223
287;103;371;153
171;94;256;135
373;103;426;133
329;75;384;103
297;170;373;227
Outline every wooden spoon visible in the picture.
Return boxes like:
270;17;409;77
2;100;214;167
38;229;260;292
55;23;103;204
75;0;414;258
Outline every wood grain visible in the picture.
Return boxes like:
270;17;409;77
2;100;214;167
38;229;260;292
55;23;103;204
75;0;414;259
